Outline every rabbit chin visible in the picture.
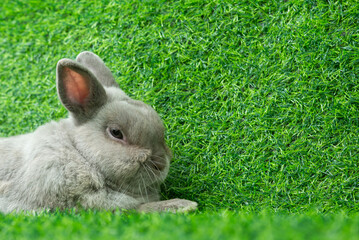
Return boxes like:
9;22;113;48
84;151;169;202
99;152;170;190
104;161;169;201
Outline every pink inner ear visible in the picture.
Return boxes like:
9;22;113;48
63;67;90;105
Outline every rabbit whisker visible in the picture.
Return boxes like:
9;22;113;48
137;177;146;201
141;162;157;182
141;175;150;202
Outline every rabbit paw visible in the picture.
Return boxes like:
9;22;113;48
138;198;198;213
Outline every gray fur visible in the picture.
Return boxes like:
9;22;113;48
0;52;197;213
76;51;119;88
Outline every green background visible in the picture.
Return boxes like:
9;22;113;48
1;0;359;238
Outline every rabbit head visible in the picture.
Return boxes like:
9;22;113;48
56;52;171;199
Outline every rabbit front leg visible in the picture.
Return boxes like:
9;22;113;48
137;199;198;213
78;188;141;210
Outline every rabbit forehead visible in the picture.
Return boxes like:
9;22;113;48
99;99;165;145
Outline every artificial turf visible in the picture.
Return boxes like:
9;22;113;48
0;0;358;238
1;210;359;240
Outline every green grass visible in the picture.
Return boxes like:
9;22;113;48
1;0;359;238
1;210;359;240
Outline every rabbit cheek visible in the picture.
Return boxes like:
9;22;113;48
102;160;140;187
114;162;140;180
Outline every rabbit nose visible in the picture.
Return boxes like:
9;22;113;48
136;149;151;163
137;153;148;163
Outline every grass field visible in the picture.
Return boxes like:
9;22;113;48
1;0;359;238
1;210;359;240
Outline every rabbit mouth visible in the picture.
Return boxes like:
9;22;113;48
145;159;166;172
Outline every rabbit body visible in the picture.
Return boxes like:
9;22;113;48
0;52;184;213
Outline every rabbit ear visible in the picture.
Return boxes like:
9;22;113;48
56;59;107;122
76;51;119;88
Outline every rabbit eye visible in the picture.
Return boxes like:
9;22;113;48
108;127;124;140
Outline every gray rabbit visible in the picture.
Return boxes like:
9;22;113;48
0;52;197;213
